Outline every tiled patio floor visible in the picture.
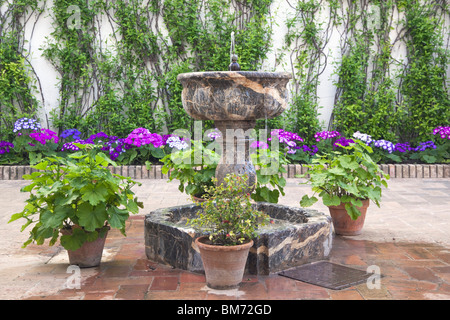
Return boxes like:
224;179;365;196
15;217;449;301
0;178;449;301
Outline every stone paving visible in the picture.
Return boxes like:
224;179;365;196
0;178;449;300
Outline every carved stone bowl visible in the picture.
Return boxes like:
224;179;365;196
177;71;292;121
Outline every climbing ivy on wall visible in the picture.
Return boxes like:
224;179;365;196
330;0;403;142
41;0;273;137
0;0;448;145
0;0;44;141
330;0;449;145
398;0;450;144
275;0;330;144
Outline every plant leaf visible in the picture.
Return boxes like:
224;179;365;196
344;203;361;220
41;206;71;229
60;228;87;251
322;193;341;206
77;203;108;232
300;194;318;207
107;207;129;229
81;184;109;206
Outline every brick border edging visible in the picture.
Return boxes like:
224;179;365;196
0;164;449;180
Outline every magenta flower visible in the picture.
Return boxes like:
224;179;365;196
124;128;163;148
29;129;59;145
314;130;341;142
432;126;450;140
250;141;269;149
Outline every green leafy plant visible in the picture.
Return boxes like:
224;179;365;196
161;140;220;198
161;139;288;203
299;140;389;220
250;148;288;203
188;173;270;246
9;143;143;250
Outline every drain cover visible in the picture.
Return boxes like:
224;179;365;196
279;261;376;290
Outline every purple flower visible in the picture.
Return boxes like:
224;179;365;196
29;129;59;145
394;143;411;153
124;128;163;148
270;129;304;143
287;148;296;154
86;132;109;144
373;139;395;153
333;137;354;149
13;118;41;133
162;134;173;145
108;140;126;160
167;136;188;150
61;139;86;151
268;129;304;155
301;144;318;155
0;141;14;154
207;129;221;140
314;130;341;142
413;141;436;152
61;129;81;140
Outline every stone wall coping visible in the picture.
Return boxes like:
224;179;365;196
0;163;449;180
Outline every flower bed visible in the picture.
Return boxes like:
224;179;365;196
0;118;448;180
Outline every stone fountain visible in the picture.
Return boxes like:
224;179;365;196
177;70;291;191
144;36;333;275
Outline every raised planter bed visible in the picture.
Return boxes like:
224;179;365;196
0;164;449;180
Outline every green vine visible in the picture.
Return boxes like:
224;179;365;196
330;0;449;144
330;0;403;142
0;0;448;150
398;0;450;143
276;0;329;144
0;0;44;141
40;0;273;137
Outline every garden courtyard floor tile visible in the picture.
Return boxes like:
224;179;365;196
0;178;449;300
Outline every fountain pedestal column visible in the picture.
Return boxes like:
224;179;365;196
214;120;256;191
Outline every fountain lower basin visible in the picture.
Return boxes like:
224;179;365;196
144;202;333;275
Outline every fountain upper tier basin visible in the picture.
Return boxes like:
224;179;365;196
177;71;292;121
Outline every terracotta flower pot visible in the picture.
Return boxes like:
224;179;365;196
192;195;207;203
60;226;110;267
195;236;253;290
328;199;370;236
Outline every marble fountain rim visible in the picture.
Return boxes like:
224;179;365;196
144;202;331;234
144;202;333;274
177;70;292;81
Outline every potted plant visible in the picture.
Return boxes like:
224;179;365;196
9;143;143;267
161;138;289;203
188;173;270;289
299;140;389;236
161;140;219;202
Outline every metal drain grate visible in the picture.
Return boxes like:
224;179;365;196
279;261;377;290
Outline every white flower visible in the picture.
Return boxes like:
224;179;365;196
167;136;188;150
353;131;373;145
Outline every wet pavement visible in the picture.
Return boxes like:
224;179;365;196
0;178;449;300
